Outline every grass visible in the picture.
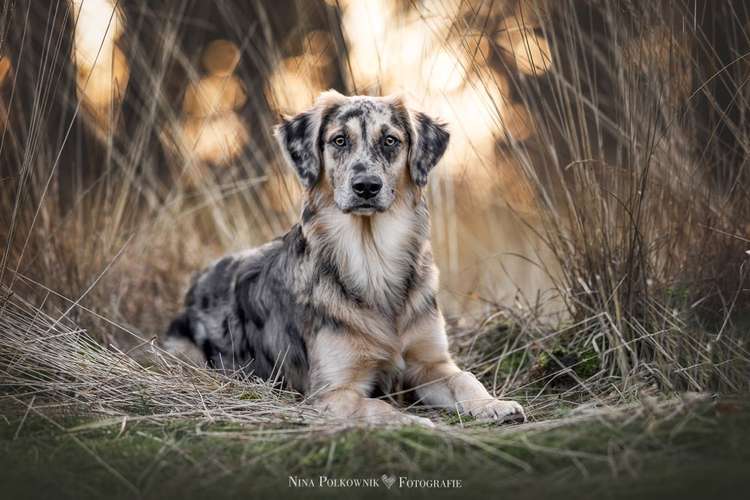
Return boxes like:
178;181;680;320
1;283;748;498
2;1;750;498
2;398;749;499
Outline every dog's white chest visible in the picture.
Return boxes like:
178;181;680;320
325;207;416;308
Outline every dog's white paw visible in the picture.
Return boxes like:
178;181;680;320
465;399;526;423
361;412;434;428
349;398;435;428
397;413;435;428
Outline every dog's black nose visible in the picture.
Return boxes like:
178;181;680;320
351;175;382;200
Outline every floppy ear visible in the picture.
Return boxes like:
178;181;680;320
408;111;450;187
274;110;322;189
274;90;346;189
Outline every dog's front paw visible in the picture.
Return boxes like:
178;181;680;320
464;399;526;423
398;413;436;428
346;397;436;428
364;411;434;428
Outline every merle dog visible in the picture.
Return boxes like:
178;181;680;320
166;90;525;426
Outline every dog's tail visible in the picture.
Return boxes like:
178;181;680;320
164;312;206;366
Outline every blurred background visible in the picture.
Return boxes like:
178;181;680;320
1;0;748;375
2;5;750;495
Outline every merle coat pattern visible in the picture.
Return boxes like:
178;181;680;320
166;91;525;426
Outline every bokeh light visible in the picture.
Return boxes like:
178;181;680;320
69;0;129;132
0;56;10;127
175;40;249;169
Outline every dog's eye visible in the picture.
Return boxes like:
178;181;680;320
383;135;399;147
331;135;347;147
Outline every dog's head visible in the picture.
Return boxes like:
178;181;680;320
275;91;449;215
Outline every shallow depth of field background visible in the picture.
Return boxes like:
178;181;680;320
2;0;749;337
1;1;749;499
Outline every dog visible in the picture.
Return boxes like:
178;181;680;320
166;90;525;426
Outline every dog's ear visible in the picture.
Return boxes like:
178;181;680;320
274;90;346;189
409;111;450;187
394;99;449;187
275;110;322;189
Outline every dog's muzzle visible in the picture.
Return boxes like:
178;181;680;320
351;175;382;200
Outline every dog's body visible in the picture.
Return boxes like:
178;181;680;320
167;91;524;426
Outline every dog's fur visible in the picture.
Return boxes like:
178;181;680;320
166;91;525;426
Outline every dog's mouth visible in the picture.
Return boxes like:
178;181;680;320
343;204;384;215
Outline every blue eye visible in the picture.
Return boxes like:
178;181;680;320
331;135;347;147
383;135;399;147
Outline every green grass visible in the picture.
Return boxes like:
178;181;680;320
2;400;749;500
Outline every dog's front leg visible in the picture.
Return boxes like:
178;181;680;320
308;328;433;427
403;312;526;423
